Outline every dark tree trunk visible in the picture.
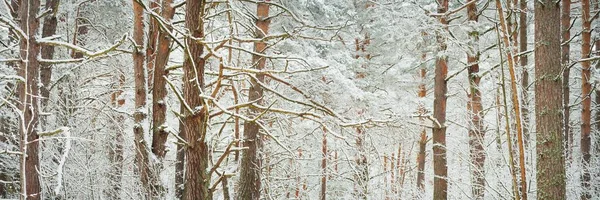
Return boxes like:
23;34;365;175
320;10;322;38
534;0;566;199
17;0;42;199
39;0;59;109
237;2;270;200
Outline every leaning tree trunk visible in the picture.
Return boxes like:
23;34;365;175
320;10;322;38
433;0;449;199
237;1;270;200
182;0;211;199
534;0;566;199
466;1;485;199
17;0;42;199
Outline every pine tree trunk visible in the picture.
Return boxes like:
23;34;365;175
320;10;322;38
131;1;155;198
18;0;42;199
151;0;175;160
175;104;186;199
39;0;59;109
561;0;572;159
433;0;449;199
534;0;566;198
467;2;485;199
237;2;270;200
416;32;427;192
145;0;159;89
581;0;593;199
182;0;210;199
519;0;530;148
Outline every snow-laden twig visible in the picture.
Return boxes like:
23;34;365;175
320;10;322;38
0;15;26;39
37;34;126;58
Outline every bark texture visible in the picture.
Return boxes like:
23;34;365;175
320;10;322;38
236;2;270;200
151;0;175;160
581;0;592;199
182;0;211;199
433;0;448;199
18;0;42;199
39;0;59;108
534;1;566;199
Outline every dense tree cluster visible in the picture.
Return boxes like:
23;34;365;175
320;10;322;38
1;0;599;199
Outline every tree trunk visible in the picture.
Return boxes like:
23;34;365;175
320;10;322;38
581;0;593;199
131;1;155;198
151;0;175;160
433;0;448;199
237;2;270;200
416;32;427;192
561;0;572;159
182;0;210;199
175;104;186;199
39;0;59;109
534;0;566;199
17;0;42;199
145;0;159;89
495;1;528;198
519;0;530;148
467;2;485;199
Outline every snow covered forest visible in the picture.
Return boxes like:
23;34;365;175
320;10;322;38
1;0;599;199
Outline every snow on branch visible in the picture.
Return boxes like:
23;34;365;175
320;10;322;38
0;15;26;39
37;34;127;59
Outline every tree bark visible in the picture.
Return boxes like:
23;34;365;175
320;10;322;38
237;1;270;200
145;0;159;89
39;0;59;109
175;104;186;199
519;0;530;148
433;0;448;199
131;1;155;198
182;0;210;199
561;0;572;159
416;31;427;192
581;0;593;199
151;0;175;160
17;0;42;199
467;2;485;199
534;0;566;199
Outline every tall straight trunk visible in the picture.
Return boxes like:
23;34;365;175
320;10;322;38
39;0;59;108
495;1;528;198
18;0;42;199
145;0;159;89
561;0;572;159
354;127;368;200
433;0;448;199
320;128;327;200
581;0;593;198
71;1;89;59
151;0;175;160
237;2;270;200
131;1;155;198
519;0;530;147
182;0;210;199
416;45;427;191
467;2;485;199
534;0;566;199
